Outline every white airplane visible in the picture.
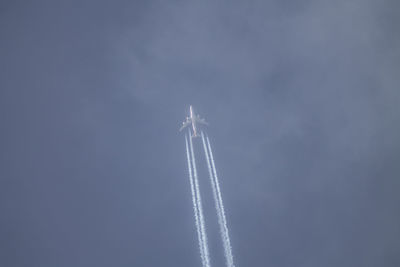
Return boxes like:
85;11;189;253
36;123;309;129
180;105;208;137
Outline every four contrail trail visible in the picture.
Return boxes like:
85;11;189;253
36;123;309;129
185;134;206;266
181;106;235;267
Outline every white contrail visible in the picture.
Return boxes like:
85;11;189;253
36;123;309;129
189;130;211;267
185;134;205;266
201;131;231;267
206;134;235;267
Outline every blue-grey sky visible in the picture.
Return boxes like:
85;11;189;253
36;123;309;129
1;1;399;266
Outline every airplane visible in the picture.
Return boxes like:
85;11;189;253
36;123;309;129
179;105;208;137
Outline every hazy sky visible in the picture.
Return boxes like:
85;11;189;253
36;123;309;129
1;1;399;266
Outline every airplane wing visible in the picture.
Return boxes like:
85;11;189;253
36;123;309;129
179;121;191;131
196;116;209;125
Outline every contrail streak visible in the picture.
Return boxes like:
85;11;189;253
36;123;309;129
185;134;205;266
189;130;211;267
201;131;231;267
206;133;235;267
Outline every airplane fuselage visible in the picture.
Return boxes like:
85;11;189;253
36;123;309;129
190;106;198;137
